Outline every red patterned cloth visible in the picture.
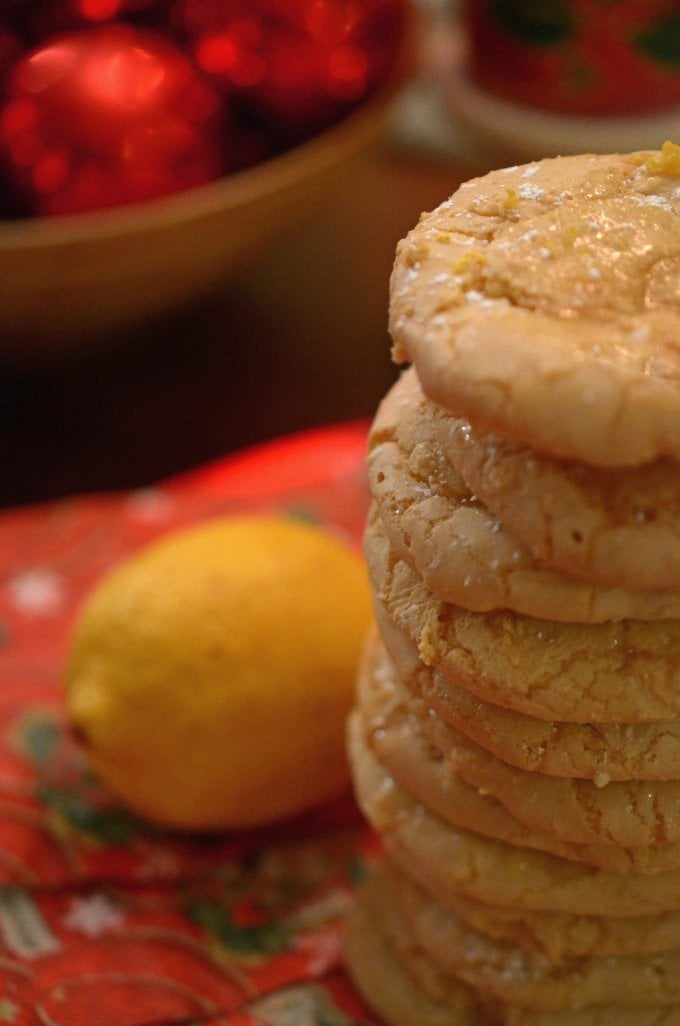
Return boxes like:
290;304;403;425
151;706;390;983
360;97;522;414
0;421;383;1025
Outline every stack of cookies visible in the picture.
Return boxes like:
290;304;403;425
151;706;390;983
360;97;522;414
345;146;680;1024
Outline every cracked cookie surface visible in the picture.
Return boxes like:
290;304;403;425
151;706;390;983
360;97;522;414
374;601;680;782
348;710;680;917
365;517;680;723
390;150;680;467
367;367;680;620
434;402;680;593
355;632;680;870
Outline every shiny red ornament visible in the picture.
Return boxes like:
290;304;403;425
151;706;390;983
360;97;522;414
0;24;22;77
76;0;158;18
0;24;224;215
174;0;406;141
40;0;158;24
16;0;161;38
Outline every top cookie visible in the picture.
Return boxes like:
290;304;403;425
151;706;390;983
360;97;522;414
390;145;680;468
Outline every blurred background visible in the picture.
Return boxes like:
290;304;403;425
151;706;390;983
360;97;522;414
1;0;678;508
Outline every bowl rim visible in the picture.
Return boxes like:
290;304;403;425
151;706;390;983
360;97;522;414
0;38;409;250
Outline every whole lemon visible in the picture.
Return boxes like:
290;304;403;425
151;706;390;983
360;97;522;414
65;514;373;831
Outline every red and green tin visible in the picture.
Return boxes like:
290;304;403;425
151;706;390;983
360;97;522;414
462;1;680;115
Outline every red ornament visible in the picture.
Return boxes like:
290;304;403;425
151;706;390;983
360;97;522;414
17;0;161;39
0;25;22;78
174;0;406;141
75;0;157;19
0;24;224;215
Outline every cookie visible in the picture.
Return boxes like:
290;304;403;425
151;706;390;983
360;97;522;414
389;863;680;1012
346;868;680;1026
417;884;680;962
345;870;491;1026
374;599;680;783
506;1007;680;1026
368;368;680;621
356;632;680;866
368;368;680;622
365;521;680;723
433;406;680;592
389;148;680;468
347;710;680;916
433;717;680;849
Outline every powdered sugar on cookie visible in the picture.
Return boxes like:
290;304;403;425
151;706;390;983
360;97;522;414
390;148;680;466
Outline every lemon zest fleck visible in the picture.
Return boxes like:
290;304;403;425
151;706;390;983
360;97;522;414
502;187;518;211
564;224;580;246
647;140;680;176
454;251;487;274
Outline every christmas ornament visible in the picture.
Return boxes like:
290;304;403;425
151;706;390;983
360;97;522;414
0;25;21;79
175;0;407;142
76;0;157;18
0;0;407;217
7;0;161;46
0;23;223;215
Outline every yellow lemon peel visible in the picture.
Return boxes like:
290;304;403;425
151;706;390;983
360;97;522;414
454;251;487;274
502;187;518;211
647;140;680;176
563;224;580;247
